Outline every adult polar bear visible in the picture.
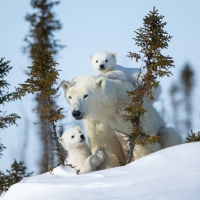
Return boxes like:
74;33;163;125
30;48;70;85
62;75;182;169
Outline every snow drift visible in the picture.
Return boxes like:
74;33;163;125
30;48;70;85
1;142;200;200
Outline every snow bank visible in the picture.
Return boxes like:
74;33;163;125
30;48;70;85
1;142;200;200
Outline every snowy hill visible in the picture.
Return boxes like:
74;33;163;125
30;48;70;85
1;142;200;200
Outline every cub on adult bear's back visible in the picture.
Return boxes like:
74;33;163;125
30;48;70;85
90;51;161;102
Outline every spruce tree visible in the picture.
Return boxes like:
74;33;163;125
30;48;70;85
23;0;64;57
23;0;65;172
124;7;174;163
168;63;195;134
0;58;21;129
0;58;32;194
181;64;194;132
0;143;6;159
169;83;180;132
0;160;33;194
18;46;65;167
186;131;200;142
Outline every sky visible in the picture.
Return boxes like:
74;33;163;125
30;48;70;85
0;0;200;174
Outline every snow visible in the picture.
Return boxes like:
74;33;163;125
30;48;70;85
1;142;200;200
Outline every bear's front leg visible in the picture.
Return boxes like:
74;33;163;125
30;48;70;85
103;70;127;81
79;148;105;174
90;148;105;167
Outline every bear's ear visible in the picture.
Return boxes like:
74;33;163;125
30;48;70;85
58;138;63;144
112;53;117;58
89;55;93;60
96;77;106;88
75;126;80;130
61;80;70;93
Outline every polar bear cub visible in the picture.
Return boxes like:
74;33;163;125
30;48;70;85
90;51;161;102
58;126;105;174
90;51;143;85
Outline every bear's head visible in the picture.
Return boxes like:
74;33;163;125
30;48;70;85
61;76;107;120
90;51;117;74
58;126;86;151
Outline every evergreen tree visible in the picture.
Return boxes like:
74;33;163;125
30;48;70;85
23;0;65;172
181;64;194;132
169;83;180;132
0;143;6;159
0;58;21;129
0;58;32;194
124;7;174;163
0;160;33;194
186;131;200;142
168;63;195;135
18;46;65;166
23;0;64;57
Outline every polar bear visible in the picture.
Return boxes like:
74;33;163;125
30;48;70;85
58;126;105;174
61;76;182;168
90;51;161;102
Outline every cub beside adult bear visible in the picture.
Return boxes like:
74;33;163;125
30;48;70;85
62;76;182;169
59;126;105;174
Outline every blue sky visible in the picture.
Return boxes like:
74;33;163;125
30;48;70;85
1;0;200;174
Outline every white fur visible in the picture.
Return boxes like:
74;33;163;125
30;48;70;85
62;76;182;168
100;70;128;81
58;126;105;174
90;51;161;102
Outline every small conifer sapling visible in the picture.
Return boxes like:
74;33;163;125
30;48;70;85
124;7;174;164
186;130;200;142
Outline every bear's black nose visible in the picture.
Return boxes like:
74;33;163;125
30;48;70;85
99;64;104;69
80;134;85;139
72;111;81;118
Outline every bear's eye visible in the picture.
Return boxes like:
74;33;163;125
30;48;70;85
69;96;72;99
105;60;108;62
79;131;81;133
96;60;98;63
71;136;74;138
84;94;88;98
